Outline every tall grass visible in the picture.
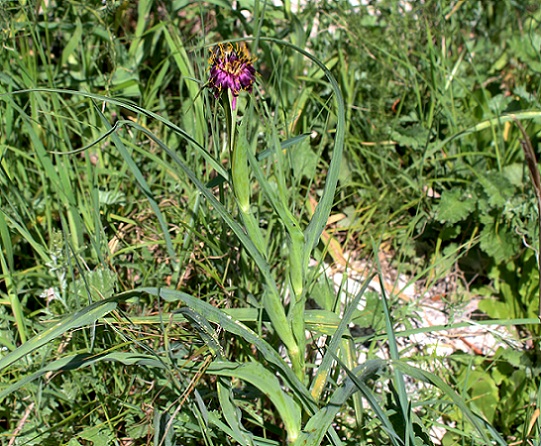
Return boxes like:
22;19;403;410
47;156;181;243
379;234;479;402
1;1;541;445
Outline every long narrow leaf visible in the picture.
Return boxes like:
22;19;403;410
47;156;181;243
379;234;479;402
143;287;315;413
120;123;297;357
310;273;375;401
296;360;389;446
0;88;228;179
393;361;506;445
210;361;302;443
94;105;177;261
0;298;118;371
0;351;165;400
256;39;346;265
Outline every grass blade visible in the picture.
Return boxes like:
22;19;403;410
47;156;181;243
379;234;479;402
0;298;119;371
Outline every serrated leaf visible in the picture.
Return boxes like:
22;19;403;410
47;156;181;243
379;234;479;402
479;219;518;263
478;172;514;208
78;267;117;301
78;426;113;446
440;224;461;241
501;163;527;187
436;189;475;224
391;125;429;150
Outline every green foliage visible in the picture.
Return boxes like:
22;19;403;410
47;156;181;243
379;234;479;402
1;0;541;445
446;347;541;440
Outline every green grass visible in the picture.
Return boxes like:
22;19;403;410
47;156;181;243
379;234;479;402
1;0;541;444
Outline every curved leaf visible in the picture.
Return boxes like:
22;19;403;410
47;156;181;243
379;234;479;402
0;298;118;372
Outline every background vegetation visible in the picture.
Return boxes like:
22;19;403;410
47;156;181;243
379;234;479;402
1;0;541;444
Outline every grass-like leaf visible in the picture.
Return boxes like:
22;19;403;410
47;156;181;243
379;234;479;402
0;297;120;372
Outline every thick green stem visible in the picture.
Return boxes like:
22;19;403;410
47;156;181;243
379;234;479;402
224;92;304;377
228;94;266;255
287;226;306;379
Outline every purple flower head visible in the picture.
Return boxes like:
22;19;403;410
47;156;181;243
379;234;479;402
208;42;256;109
